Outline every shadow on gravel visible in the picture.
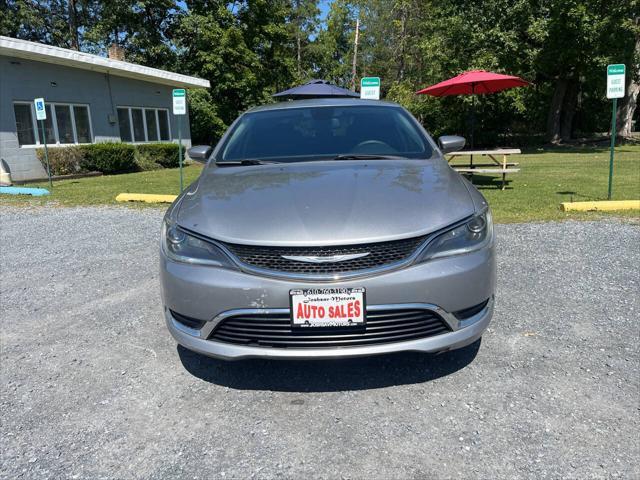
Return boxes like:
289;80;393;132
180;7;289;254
177;340;480;392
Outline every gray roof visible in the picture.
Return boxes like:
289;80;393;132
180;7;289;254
247;98;400;113
0;36;210;88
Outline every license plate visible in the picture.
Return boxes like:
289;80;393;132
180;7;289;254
290;288;366;328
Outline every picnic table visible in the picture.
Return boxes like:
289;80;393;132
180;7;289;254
445;149;521;190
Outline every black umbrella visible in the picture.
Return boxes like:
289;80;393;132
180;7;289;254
273;79;360;100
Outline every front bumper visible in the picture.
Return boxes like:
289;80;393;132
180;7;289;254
160;243;496;360
165;297;493;360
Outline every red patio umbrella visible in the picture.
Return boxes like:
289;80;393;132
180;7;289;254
416;70;530;146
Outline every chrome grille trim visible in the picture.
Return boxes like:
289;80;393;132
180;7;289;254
178;215;473;281
222;235;429;278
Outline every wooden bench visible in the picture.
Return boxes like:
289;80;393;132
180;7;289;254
445;149;521;190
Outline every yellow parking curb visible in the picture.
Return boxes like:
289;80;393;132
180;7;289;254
560;200;640;212
116;193;177;204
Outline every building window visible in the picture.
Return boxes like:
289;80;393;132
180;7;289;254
117;108;132;142
157;110;170;141
12;102;93;146
74;106;92;143
117;106;171;143
56;105;74;144
13;104;36;146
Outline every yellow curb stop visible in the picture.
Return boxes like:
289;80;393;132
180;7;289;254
560;200;640;212
116;193;177;204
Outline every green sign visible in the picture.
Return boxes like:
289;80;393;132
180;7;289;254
172;89;187;192
360;77;381;99
606;64;625;200
606;64;625;99
361;77;380;87
607;64;625;75
173;88;187;115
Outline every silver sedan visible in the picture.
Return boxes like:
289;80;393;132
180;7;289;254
160;98;495;360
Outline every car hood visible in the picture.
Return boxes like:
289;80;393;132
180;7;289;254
177;159;475;246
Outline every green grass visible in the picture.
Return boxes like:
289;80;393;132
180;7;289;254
2;146;639;223
0;164;204;209
451;144;640;222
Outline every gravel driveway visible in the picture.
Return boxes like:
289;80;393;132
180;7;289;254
1;206;638;479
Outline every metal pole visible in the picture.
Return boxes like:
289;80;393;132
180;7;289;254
470;83;476;149
41;120;52;189
178;115;183;193
351;16;360;91
607;97;617;200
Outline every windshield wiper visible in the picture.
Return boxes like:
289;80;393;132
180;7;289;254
217;159;278;166
333;154;408;160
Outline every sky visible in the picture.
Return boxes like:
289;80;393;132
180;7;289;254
319;0;332;22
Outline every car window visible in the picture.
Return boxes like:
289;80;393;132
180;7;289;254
218;105;433;162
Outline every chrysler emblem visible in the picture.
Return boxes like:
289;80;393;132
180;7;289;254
282;252;370;263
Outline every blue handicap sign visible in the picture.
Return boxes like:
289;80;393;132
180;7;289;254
34;98;47;120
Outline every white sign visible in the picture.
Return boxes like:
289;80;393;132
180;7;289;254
290;288;365;328
172;89;186;115
607;64;625;99
360;77;381;100
34;98;46;120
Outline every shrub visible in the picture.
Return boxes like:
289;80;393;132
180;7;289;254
36;142;184;175
82;143;137;174
133;149;161;171
135;144;185;169
36;146;87;176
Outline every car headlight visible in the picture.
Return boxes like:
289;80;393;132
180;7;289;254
417;210;493;262
162;220;237;268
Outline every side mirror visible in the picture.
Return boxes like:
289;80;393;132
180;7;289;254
438;135;466;154
187;145;213;163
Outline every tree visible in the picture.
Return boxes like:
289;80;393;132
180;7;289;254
0;0;98;50
82;0;177;68
309;0;357;87
175;1;297;140
289;0;320;80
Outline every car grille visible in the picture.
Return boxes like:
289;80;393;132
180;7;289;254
221;235;428;275
209;308;451;348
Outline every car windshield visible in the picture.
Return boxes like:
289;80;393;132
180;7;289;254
216;105;433;163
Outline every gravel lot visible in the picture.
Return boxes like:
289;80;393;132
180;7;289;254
1;206;638;479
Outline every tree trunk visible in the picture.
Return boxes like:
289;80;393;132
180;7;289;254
68;0;79;50
617;81;639;137
560;79;579;141
296;32;301;77
294;0;301;78
350;16;360;90
397;7;407;81
616;19;639;138
547;78;568;143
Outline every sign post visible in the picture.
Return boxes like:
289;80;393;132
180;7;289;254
606;64;625;200
360;77;381;100
172;88;187;193
34;98;52;189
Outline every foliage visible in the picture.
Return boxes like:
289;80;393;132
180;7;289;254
135;143;185;169
308;0;357;87
36;143;185;175
4;0;639;144
35;145;86;176
187;88;227;145
81;143;137;174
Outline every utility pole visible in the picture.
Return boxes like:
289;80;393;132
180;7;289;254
351;16;360;91
294;0;302;77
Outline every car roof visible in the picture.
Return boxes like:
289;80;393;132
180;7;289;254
246;98;402;113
